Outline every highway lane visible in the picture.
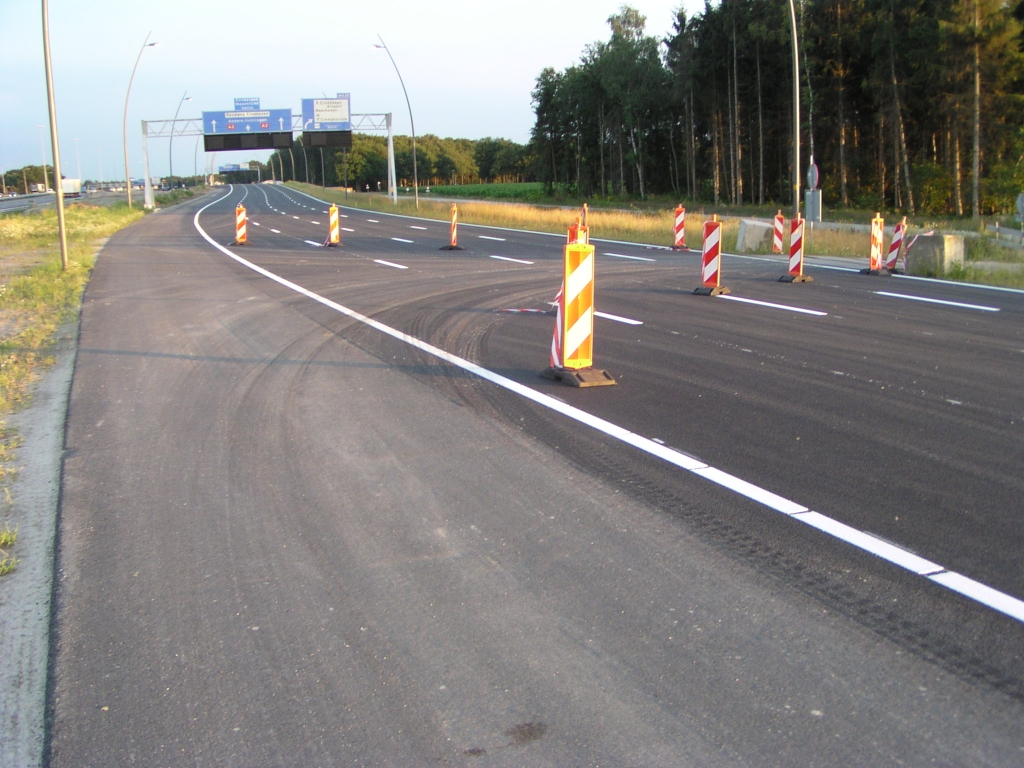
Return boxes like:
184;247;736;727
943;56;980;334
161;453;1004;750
47;184;1024;765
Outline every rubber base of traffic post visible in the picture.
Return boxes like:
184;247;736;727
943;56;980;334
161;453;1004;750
672;246;687;251
778;274;813;283
884;268;903;275
439;245;464;251
692;285;731;296
858;268;883;275
322;238;343;248
229;242;246;247
540;367;617;388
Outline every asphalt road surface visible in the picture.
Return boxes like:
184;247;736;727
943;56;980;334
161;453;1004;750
47;184;1024;766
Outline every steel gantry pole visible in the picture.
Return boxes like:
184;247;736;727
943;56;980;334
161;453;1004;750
123;33;158;208
787;0;801;219
375;36;418;209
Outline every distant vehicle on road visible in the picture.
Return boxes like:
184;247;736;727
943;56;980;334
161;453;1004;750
61;178;82;198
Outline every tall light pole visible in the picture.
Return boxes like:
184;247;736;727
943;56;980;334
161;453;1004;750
123;33;158;208
41;0;68;269
169;91;191;185
787;0;801;219
38;125;49;191
374;35;418;209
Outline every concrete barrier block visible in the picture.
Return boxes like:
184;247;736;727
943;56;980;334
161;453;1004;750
736;220;773;252
906;235;964;275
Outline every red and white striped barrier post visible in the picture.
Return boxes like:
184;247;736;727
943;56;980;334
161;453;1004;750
773;210;785;254
440;202;464;250
693;215;730;296
779;214;813;282
234;204;247;245
541;241;615;387
673;205;686;250
861;212;885;274
884;216;907;272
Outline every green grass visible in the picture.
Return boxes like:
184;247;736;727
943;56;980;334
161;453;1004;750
154;186;204;207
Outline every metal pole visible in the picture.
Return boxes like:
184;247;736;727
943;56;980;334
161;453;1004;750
788;0;801;219
288;148;296;182
386;112;397;203
169;91;190;183
41;0;68;269
123;33;157;208
74;137;81;183
142;120;155;209
98;148;103;185
320;148;325;188
376;36;418;209
38;126;50;191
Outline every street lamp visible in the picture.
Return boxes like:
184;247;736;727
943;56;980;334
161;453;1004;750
169;91;191;185
374;35;418;209
787;0;800;219
123;33;158;208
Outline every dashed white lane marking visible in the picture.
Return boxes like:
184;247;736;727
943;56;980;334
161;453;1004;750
489;255;534;264
367;219;380;223
270;228;281;233
342;227;355;232
479;235;506;241
594;311;643;326
605;252;656;262
410;225;428;230
391;237;414;244
874;291;1000;312
311;221;320;225
374;259;408;270
718;295;828;316
304;240;321;247
195;190;1024;626
252;222;261;226
893;273;1024;295
293;216;300;220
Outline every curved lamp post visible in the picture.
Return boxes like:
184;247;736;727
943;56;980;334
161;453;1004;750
787;0;801;219
123;33;158;208
374;35;418;209
169;91;191;186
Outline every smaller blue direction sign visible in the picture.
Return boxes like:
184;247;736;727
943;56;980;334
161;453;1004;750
219;164;241;172
301;94;351;131
203;109;292;135
234;97;260;111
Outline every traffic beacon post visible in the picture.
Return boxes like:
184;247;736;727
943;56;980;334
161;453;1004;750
234;204;247;245
860;212;885;274
693;215;730;296
779;213;812;282
324;204;342;246
541;219;615;388
440;203;463;250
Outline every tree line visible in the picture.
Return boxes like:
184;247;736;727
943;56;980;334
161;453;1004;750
531;2;1024;216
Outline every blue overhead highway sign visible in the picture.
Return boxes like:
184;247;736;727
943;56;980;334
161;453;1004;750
203;109;292;134
301;95;351;131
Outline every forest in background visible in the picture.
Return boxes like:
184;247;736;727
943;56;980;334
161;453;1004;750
268;0;1024;218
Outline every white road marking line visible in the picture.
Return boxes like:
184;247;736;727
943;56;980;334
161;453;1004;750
392;237;414;244
280;212;287;215
252;222;261;226
340;214;348;217
605;252;656;262
874;291;1000;312
342;227;355;232
374;259;408;270
410;225;428;230
489;255;534;264
311;221;320;225
293;216;300;219
594;311;643;325
367;219;380;223
195;189;1024;626
270;228;281;233
479;235;506;241
718;295;828;316
304;240;321;247
893;273;1024;295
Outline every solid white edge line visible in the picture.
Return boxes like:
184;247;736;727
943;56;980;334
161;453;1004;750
374;259;408;270
873;291;1000;312
594;311;643;326
605;252;657;262
193;190;1024;626
692;467;807;515
489;255;534;264
718;295;828;316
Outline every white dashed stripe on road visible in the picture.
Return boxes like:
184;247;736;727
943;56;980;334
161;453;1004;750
594;311;643;325
374;259;408;270
392;238;414;244
195;189;1024;626
718;295;828;316
605;252;656;262
489;255;534;265
874;291;1000;312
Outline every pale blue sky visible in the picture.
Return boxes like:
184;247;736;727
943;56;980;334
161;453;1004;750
0;1;701;182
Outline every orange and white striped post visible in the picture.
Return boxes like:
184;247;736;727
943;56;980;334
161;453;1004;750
773;210;785;254
541;240;615;387
325;204;340;246
440;202;464;250
862;212;884;273
673;205;686;250
779;214;813;282
693;215;729;296
234;204;247;245
884;216;907;272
